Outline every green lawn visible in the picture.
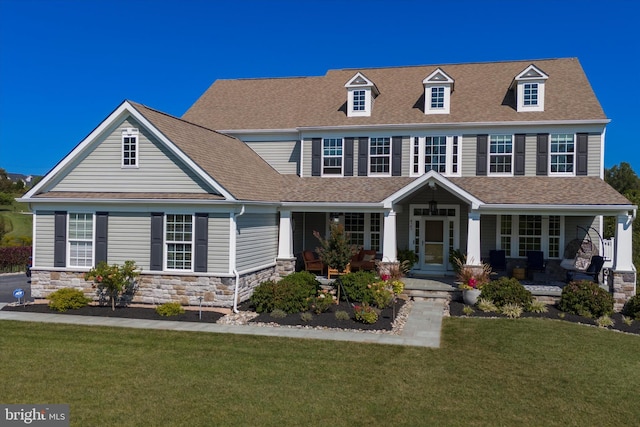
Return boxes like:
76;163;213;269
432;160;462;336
1;317;638;426
0;200;32;245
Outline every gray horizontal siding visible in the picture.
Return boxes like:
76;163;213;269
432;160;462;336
587;133;602;177
236;213;278;271
107;212;151;269
461;135;477;177
34;211;55;267
564;216;601;255
302;139;312;177
480;215;497;259
209;213;230;273
246;141;299;175
401;135;411;176
525;134;537;176
50;118;212;193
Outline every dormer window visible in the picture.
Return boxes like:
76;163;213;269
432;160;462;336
423;68;454;115
513;64;548;112
345;72;379;117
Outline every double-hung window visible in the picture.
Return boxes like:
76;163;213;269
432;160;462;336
498;215;563;258
122;128;139;167
489;135;513;174
68;213;93;267
523;83;538;106
431;87;445;109
165;214;193;271
412;136;460;176
369;137;391;175
322;138;343;175
332;212;382;252
550;134;575;174
353;90;366;111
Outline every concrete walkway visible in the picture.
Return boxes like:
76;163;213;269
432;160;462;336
0;300;445;348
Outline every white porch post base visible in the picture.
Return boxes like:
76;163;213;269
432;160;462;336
466;211;481;266
382;209;397;263
277;210;294;259
613;214;634;271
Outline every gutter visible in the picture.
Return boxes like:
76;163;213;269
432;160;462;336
232;205;246;314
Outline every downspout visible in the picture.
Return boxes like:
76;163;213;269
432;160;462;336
232;205;245;313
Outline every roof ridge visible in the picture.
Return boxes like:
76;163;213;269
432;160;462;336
128;100;236;139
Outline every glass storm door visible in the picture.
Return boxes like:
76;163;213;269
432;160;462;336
414;218;446;271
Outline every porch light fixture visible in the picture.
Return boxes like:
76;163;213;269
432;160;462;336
428;182;438;215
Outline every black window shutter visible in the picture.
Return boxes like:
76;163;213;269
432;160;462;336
194;213;208;273
311;138;321;176
514;134;526;176
344;137;354;176
392;136;402;176
358;137;368;176
54;211;67;267
476;135;488;176
95;212;108;265
576;133;588;175
150;212;164;271
536;134;549;176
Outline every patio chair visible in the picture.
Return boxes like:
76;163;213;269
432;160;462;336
489;250;506;272
526;251;546;279
302;250;324;275
568;255;605;283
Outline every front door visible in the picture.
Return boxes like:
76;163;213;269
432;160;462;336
414;218;447;272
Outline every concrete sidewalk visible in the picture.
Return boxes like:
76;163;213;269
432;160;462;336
0;300;445;348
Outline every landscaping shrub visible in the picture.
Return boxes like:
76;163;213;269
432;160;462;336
155;302;185;317
353;303;378;324
480;277;532;308
309;289;335;314
622;294;640;319
369;280;394;309
336;271;378;304
48;288;91;312
250;272;320;314
0;246;31;273
559;280;614;318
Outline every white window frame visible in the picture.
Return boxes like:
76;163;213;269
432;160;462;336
497;215;564;259
67;212;94;268
322;138;343;176
327;212;383;252
411;135;461;177
368;137;391;176
523;83;538;106
347;87;372;117
423;68;453;115
164;213;194;272
488;134;514;176
122;127;139;168
549;133;575;176
431;86;445;109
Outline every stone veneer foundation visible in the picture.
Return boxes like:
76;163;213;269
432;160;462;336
31;266;279;308
610;269;637;312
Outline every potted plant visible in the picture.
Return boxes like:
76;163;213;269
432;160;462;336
455;258;491;306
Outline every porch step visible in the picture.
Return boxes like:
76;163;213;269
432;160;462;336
403;289;453;300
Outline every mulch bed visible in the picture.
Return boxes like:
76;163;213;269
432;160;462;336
1;303;225;323
246;300;405;331
449;301;640;335
1;300;405;331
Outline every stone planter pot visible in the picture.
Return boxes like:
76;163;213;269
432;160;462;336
462;289;481;305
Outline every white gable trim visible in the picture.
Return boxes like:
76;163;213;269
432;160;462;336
422;68;454;85
23;101;236;201
344;72;379;94
382;170;484;209
515;64;549;81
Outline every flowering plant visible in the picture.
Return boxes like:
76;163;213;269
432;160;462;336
309;289;336;314
455;257;491;290
85;260;139;310
354;303;378;324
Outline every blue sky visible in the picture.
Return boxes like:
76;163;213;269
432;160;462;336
1;0;638;176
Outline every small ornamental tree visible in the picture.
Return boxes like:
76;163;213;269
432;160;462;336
313;223;356;273
85;260;139;310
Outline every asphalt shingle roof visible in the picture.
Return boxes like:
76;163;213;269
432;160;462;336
183;58;606;130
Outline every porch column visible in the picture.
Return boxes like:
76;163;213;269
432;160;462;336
277;210;294;259
382;209;397;262
613;213;634;271
466;210;481;266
